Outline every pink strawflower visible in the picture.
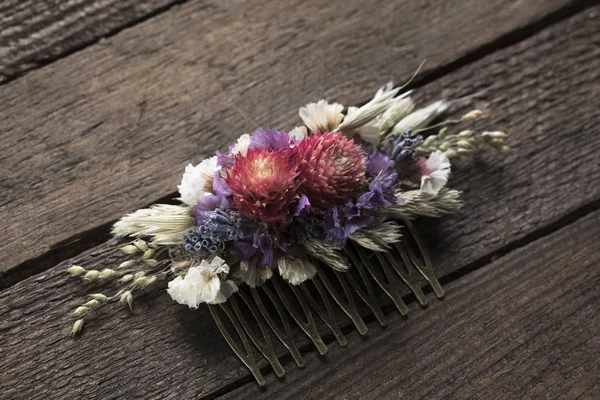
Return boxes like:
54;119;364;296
297;132;366;210
226;148;301;223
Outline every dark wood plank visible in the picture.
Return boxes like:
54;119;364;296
0;0;583;283
220;212;600;400
0;7;599;399
0;0;184;82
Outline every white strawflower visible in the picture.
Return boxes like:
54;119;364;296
231;134;251;156
167;256;238;307
299;100;344;133
233;261;273;288
112;204;195;245
420;150;451;196
178;156;220;207
277;256;317;285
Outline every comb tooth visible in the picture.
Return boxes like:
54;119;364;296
401;218;444;298
316;265;369;335
229;295;285;377
383;245;428;306
300;279;347;347
249;287;305;368
209;304;266;386
350;243;409;315
343;245;388;326
271;275;328;355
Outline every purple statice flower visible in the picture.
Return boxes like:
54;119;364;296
234;241;257;261
195;194;231;224
212;172;232;197
364;145;395;176
356;170;399;210
382;131;423;164
216;151;235;168
257;231;274;266
249;128;293;150
323;203;374;246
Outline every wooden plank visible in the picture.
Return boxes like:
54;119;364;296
0;0;584;284
1;7;599;399
220;212;600;400
0;0;184;82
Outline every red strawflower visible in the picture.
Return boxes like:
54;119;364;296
226;148;301;223
297;132;366;210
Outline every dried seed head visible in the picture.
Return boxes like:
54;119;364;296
118;260;135;269
379;97;415;131
83;270;100;281
423;135;437;146
438;127;448;139
120;274;134;283
458;130;474;138
71;319;84;336
457;148;473;156
99;269;115;279
390;100;449;137
132;277;147;288
445;149;459;159
121;245;139;254
144;259;159;267
143;249;155;259
89;293;108;302
500;145;512;155
120;291;134;311
133;239;148;251
73;306;90;317
83;299;101;310
457;140;472;149
67;266;86;276
461;109;483;121
134;271;146;279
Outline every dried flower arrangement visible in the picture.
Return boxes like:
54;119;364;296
67;80;511;385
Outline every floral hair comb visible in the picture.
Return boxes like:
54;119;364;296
67;80;511;385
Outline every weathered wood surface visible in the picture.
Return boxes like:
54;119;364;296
0;0;585;286
221;210;600;400
0;0;184;82
1;7;599;399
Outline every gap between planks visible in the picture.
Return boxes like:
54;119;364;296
1;0;598;291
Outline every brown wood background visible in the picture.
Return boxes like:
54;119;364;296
0;0;599;399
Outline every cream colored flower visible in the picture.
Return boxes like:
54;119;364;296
299;100;344;133
167;256;238;307
289;126;308;142
420;150;451;196
231;134;251;156
178;156;220;207
277;256;317;285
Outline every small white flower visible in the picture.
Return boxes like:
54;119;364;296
299;100;344;133
167;256;238;307
178;156;220;207
231;134;251;156
277;256;317;285
233;261;273;288
420;150;451;196
289;126;308;141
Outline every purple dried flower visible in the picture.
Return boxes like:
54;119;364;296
356;171;399;210
364;146;395;175
323;204;374;246
382;131;423;164
249;128;293;150
212;172;232;197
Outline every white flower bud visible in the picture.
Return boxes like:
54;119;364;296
461;109;483;121
71;319;84;336
99;269;115;279
73;306;90;317
445;149;459;159
500;146;512;155
423;135;437;146
121;245;139;254
83;270;100;281
458;130;474;138
134;271;146;278
83;299;101;310
438;127;448;140
457;140;472;148
132;277;147;288
120;274;134;283
67;266;86;276
89;293;108;302
118;260;135;269
143;249;155;259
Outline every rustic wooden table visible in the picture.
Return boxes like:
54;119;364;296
1;0;599;399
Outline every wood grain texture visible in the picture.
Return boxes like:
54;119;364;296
1;7;599;399
0;0;184;82
220;211;600;400
0;0;582;281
